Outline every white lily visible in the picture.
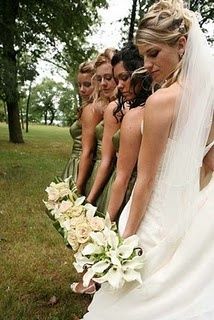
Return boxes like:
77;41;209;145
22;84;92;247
123;235;140;249
83;267;96;287
103;228;119;249
82;243;104;256
92;260;111;273
104;212;112;229
84;203;97;217
90;231;107;247
74;196;85;206
94;266;125;289
73;252;93;273
122;255;144;270
116;244;135;259
83;261;111;286
108;250;121;267
122;269;143;285
73;262;85;273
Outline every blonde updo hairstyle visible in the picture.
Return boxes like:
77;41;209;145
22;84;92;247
93;47;117;110
78;60;95;77
136;0;193;87
78;60;95;104
77;60;95;119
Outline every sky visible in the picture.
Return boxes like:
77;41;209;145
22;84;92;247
36;0;214;83
36;0;132;83
89;0;133;50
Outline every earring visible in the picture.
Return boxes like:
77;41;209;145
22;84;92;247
179;51;184;59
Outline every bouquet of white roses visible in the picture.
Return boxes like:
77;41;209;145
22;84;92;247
44;176;107;251
73;220;144;290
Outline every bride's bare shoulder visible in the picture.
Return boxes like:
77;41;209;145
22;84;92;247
145;84;180;126
146;83;179;111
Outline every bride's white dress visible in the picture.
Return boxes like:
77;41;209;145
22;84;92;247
82;139;214;320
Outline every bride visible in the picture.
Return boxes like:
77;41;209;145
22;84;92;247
81;0;214;319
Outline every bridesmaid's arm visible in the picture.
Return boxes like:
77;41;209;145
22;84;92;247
76;104;102;194
107;108;143;221
86;101;120;204
123;91;173;238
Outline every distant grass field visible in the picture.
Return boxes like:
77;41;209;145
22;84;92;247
0;123;90;320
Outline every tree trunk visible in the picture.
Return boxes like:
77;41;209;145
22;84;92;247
128;0;138;42
49;109;55;125
26;81;32;133
1;0;24;143
44;111;48;125
3;100;8;123
20;106;24;130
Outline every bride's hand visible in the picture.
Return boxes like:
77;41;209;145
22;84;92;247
122;229;136;239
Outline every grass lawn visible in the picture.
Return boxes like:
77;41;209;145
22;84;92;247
0;123;91;320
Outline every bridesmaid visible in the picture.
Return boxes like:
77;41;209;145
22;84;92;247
107;43;152;221
62;62;99;192
86;43;151;215
85;49;118;199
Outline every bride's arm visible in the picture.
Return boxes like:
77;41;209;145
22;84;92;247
123;91;173;238
203;122;214;172
203;146;214;172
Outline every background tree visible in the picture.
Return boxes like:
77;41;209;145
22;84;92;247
121;0;214;45
29;79;65;125
0;0;108;143
58;87;79;126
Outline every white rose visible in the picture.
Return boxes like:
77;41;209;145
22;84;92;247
45;183;60;202
75;222;92;244
51;204;62;219
88;216;105;231
70;205;86;217
58;217;73;231
67;230;79;251
69;214;87;227
55;181;70;199
45;181;70;202
43;200;57;211
58;200;73;213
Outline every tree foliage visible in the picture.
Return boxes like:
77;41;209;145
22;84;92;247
23;78;78;126
0;0;108;142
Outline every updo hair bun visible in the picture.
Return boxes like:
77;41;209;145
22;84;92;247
79;61;95;75
136;0;193;47
111;42;144;72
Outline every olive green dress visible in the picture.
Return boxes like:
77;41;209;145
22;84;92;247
61;120;82;181
85;121;104;196
85;121;116;217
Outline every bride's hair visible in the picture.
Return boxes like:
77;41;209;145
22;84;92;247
136;0;194;86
